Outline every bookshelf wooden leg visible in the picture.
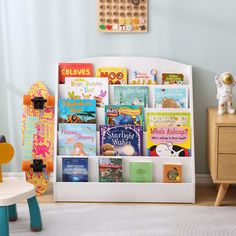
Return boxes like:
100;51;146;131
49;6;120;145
215;183;229;206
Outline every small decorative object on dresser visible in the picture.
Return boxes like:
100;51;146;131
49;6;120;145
207;108;236;206
215;72;236;115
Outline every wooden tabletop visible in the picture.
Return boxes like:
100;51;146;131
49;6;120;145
208;107;236;125
0;179;35;206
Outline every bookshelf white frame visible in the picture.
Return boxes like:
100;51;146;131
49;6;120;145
53;57;195;203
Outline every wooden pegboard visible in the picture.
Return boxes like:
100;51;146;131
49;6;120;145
97;0;148;33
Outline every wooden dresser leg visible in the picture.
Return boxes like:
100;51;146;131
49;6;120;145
215;184;229;206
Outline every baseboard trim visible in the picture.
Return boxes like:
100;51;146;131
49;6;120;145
3;172;213;184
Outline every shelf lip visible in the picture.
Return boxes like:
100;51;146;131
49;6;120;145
56;155;193;159
55;182;193;185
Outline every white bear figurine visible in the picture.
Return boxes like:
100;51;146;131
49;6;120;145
215;72;236;115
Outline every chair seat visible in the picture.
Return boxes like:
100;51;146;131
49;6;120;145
0;179;35;206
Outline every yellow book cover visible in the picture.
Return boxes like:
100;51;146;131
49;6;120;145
96;67;127;85
147;126;191;157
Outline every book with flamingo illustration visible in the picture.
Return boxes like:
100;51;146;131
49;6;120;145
58;123;96;156
65;77;109;107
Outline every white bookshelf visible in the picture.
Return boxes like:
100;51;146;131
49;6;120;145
53;57;195;203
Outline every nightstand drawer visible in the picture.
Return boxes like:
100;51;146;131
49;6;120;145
218;154;236;180
219;127;236;153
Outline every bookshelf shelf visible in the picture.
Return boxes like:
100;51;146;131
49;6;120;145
53;57;195;203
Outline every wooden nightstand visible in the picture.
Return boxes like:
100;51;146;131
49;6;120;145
207;107;236;206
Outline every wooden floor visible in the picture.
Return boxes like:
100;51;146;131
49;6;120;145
36;184;236;206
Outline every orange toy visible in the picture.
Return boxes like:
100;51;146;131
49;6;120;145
0;135;14;183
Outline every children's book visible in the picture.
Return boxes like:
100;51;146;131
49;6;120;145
99;158;123;182
129;161;153;182
162;73;184;85
65;77;109;107
62;157;88;182
129;68;158;85
105;105;144;126
59;99;96;124
58;123;96;156
58;63;93;84
147;126;191;157
114;86;149;107
163;163;182;183
146;111;191;127
100;125;143;156
96;67;127;85
154;86;188;109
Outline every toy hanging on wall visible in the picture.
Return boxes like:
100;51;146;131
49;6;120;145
215;72;236;115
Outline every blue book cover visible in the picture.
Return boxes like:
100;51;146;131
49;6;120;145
105;105;144;126
62;157;88;182
100;125;143;156
114;86;149;107
154;87;188;108
58;99;96;123
59;123;96;156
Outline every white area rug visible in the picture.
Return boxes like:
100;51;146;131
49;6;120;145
10;204;236;236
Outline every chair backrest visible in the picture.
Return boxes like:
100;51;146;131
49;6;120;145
0;135;14;182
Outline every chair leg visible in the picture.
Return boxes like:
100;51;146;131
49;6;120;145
0;206;9;236
27;196;42;232
8;204;17;221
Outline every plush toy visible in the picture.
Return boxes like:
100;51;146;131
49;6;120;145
215;72;236;115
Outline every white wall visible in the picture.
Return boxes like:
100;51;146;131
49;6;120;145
1;0;236;173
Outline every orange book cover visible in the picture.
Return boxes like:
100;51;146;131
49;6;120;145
59;63;93;84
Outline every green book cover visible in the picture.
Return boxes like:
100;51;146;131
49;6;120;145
129;161;153;183
146;111;190;127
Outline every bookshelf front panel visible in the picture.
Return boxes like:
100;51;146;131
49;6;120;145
54;182;195;203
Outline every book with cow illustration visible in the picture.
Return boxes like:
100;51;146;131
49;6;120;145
65;77;109;107
58;99;96;124
147;126;191;157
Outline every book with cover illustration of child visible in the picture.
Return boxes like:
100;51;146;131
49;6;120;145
99;158;123;182
154;86;188;109
113;85;149;107
62;157;88;182
96;67;127;84
58;123;96;156
65;77;108;107
105;105;144;126
100;125;143;156
58;99;96;124
147;126;191;157
146;111;190;127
